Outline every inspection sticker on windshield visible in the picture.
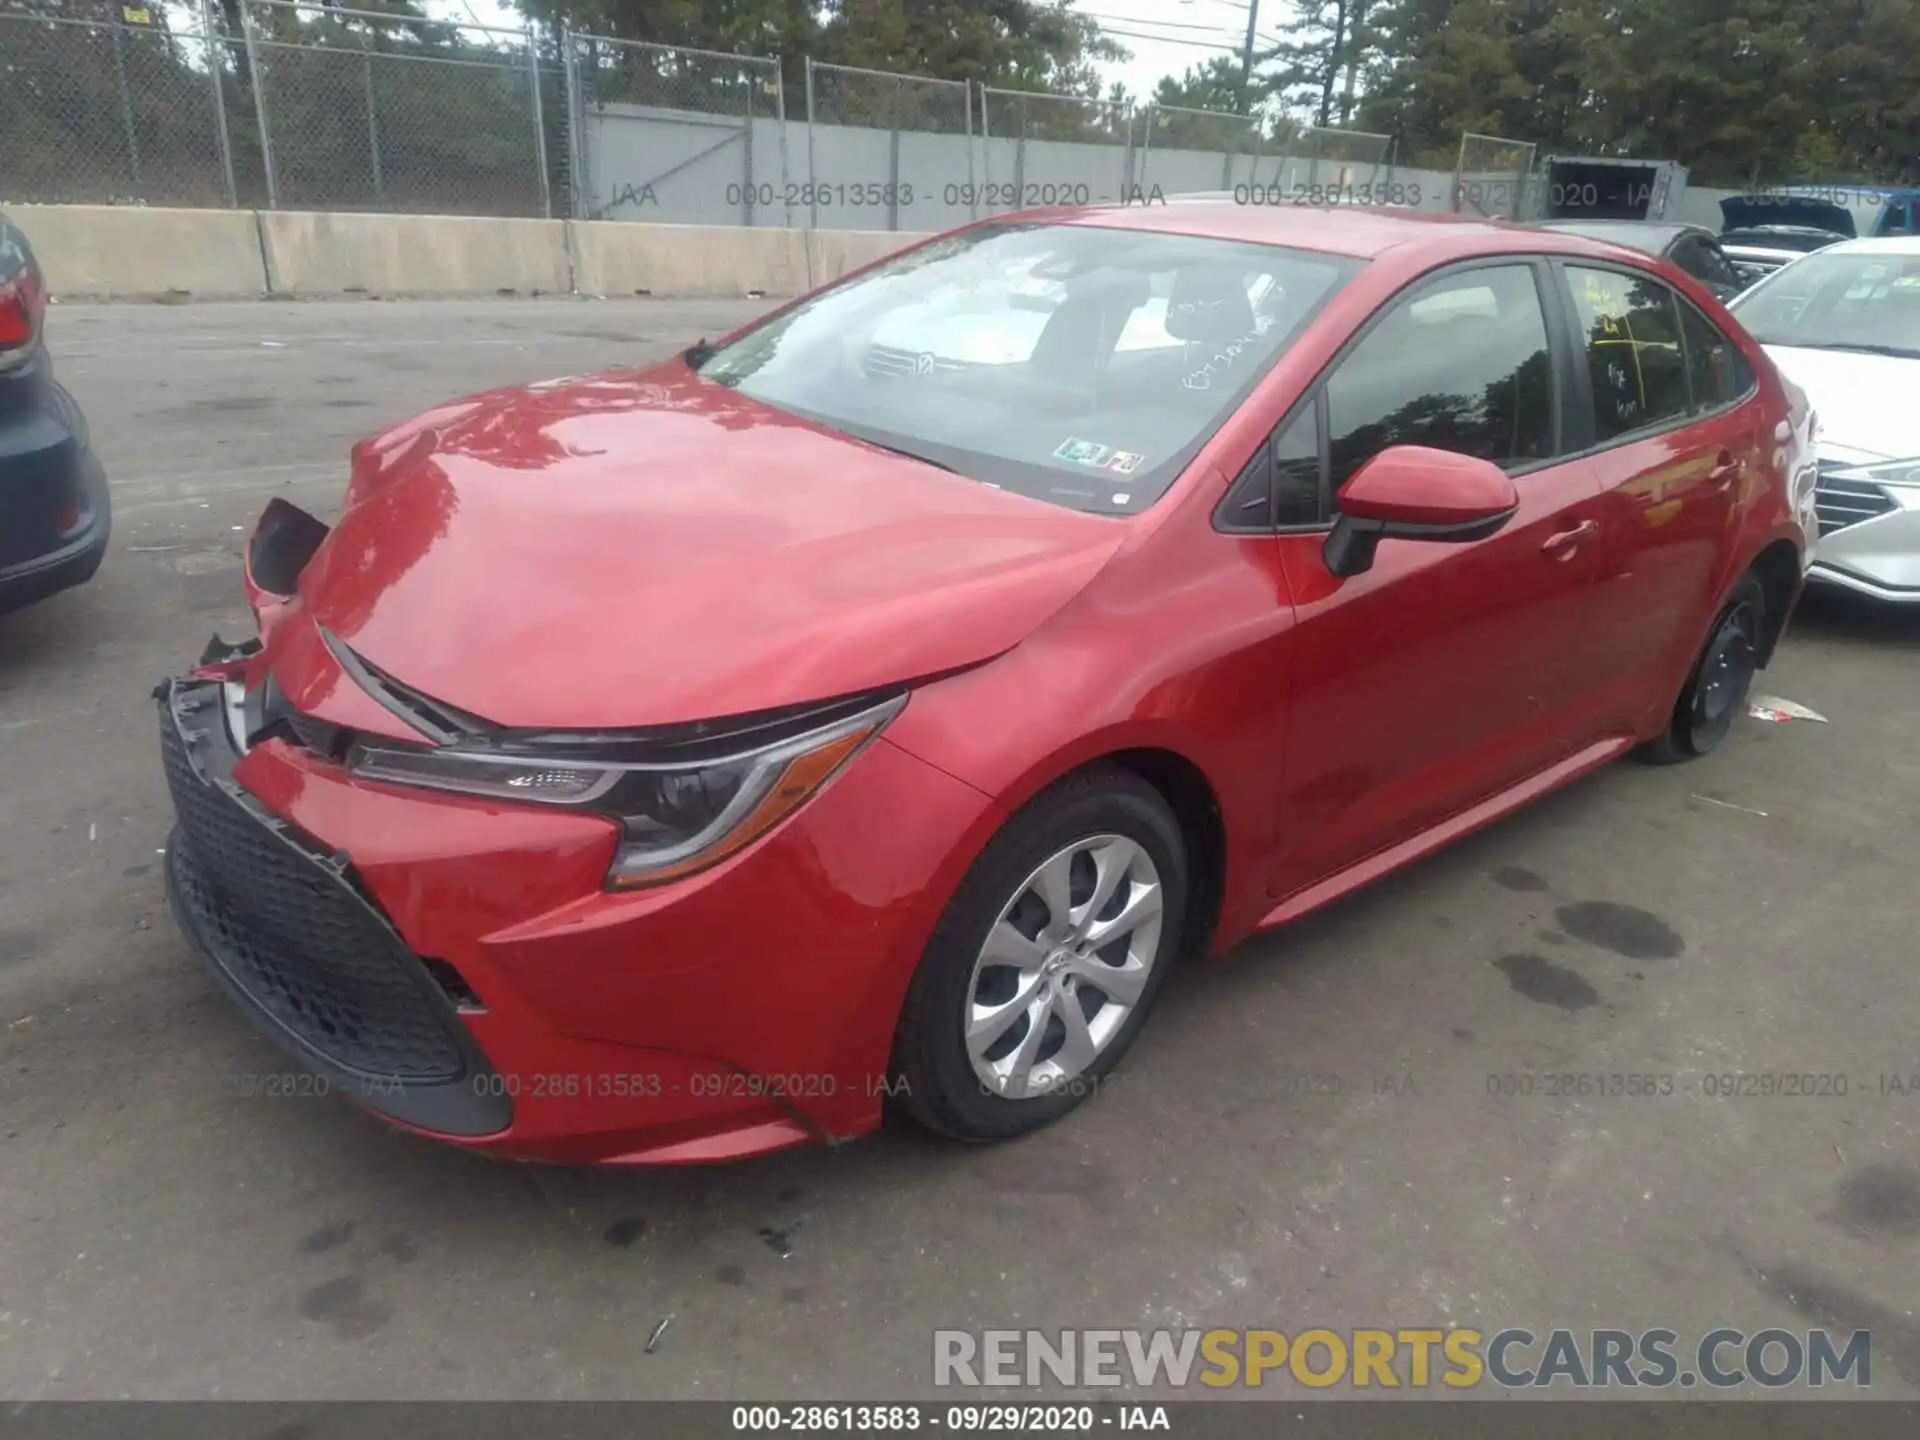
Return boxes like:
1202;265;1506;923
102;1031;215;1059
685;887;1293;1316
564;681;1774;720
1053;437;1111;467
1103;450;1144;475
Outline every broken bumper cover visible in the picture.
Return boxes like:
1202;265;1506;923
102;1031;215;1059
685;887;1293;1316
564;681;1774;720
160;675;512;1137
156;645;1003;1164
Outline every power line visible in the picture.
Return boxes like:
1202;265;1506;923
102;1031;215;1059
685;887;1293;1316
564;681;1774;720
1080;11;1257;33
1096;25;1245;51
1087;19;1285;50
1096;24;1284;53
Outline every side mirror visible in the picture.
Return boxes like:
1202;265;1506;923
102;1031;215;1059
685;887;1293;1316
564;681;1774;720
1323;446;1520;578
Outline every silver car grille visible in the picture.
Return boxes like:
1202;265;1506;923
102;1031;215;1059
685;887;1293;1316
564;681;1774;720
861;345;969;379
1814;462;1898;537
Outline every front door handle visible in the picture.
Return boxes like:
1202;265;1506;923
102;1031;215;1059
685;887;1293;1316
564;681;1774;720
1542;519;1599;558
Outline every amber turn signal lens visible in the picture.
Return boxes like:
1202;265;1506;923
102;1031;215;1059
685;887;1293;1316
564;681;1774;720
605;723;879;889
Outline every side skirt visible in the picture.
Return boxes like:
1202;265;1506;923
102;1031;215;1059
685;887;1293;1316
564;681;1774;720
1253;734;1635;934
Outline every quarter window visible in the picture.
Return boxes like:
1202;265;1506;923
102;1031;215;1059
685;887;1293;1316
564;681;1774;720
1565;266;1690;442
1678;303;1754;412
1273;402;1321;526
1324;265;1554;491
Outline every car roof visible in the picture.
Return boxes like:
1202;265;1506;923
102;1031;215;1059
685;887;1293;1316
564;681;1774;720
1533;219;1705;252
1023;196;1665;266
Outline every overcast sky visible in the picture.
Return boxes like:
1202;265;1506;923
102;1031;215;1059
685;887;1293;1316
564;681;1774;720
429;0;1285;102
1077;0;1285;100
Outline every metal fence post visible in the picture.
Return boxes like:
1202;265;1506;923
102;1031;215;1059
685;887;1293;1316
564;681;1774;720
742;65;755;227
201;0;238;206
1138;103;1155;196
362;33;384;205
561;23;584;219
886;75;901;232
964;80;977;221
804;57;818;231
1013;91;1026;205
109;21;143;192
776;69;793;230
241;2;278;209
526;26;551;218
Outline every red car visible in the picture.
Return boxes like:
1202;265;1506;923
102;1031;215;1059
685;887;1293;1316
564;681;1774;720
158;204;1815;1165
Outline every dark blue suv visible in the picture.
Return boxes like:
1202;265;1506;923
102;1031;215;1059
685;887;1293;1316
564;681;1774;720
1;213;109;615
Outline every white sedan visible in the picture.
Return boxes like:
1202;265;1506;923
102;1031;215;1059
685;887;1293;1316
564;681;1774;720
1730;235;1920;604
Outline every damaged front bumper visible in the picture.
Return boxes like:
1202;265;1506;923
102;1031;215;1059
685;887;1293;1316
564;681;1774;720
158;673;513;1136
152;499;1004;1164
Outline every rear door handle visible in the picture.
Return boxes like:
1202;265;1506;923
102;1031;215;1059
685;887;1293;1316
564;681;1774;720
1542;519;1599;558
1709;451;1741;491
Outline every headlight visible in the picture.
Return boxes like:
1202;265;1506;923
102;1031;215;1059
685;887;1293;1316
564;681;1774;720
1827;457;1920;486
345;694;904;889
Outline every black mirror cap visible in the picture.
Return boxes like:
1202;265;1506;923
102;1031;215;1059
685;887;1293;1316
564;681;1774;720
1322;504;1519;579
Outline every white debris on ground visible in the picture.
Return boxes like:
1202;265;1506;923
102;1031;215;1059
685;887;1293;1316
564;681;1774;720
1748;695;1829;724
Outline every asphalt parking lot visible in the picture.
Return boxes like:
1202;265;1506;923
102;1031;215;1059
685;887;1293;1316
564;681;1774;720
2;298;1918;1402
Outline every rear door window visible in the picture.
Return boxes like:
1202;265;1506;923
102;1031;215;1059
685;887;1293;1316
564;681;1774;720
1563;266;1691;442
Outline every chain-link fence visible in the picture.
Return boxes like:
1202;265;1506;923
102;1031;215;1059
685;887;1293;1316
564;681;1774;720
980;88;1134;210
1289;124;1395;191
1135;103;1266;195
1;10;1521;230
803;60;970;231
569;34;784;225
240;0;547;216
1;0;237;206
1454;131;1538;218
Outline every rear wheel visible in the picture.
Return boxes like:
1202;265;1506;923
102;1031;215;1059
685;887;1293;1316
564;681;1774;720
1636;574;1765;764
892;767;1187;1142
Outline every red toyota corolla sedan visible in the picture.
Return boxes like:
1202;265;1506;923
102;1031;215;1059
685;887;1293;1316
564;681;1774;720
158;202;1816;1164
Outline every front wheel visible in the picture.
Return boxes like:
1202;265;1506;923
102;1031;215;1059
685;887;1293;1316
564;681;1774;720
891;766;1188;1142
1636;573;1765;764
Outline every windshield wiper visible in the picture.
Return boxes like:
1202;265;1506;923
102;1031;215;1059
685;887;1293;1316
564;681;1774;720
1773;340;1920;359
683;337;716;370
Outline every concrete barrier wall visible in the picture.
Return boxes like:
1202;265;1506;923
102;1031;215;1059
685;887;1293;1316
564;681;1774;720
570;221;809;297
258;212;572;296
805;229;932;288
9;205;266;298
12;205;932;300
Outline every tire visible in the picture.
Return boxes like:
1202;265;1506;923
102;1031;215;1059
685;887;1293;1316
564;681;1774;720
1635;573;1766;765
892;765;1189;1142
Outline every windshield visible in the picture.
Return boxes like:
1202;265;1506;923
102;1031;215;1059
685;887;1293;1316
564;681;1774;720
1731;249;1920;356
692;222;1361;514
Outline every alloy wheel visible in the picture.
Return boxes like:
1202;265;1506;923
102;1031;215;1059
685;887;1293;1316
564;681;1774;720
963;833;1165;1099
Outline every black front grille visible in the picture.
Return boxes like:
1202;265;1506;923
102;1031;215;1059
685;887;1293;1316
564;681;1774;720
1814;466;1898;537
160;699;466;1082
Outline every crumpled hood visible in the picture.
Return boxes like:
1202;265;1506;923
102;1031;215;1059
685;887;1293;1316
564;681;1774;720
293;363;1124;729
1759;345;1920;463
